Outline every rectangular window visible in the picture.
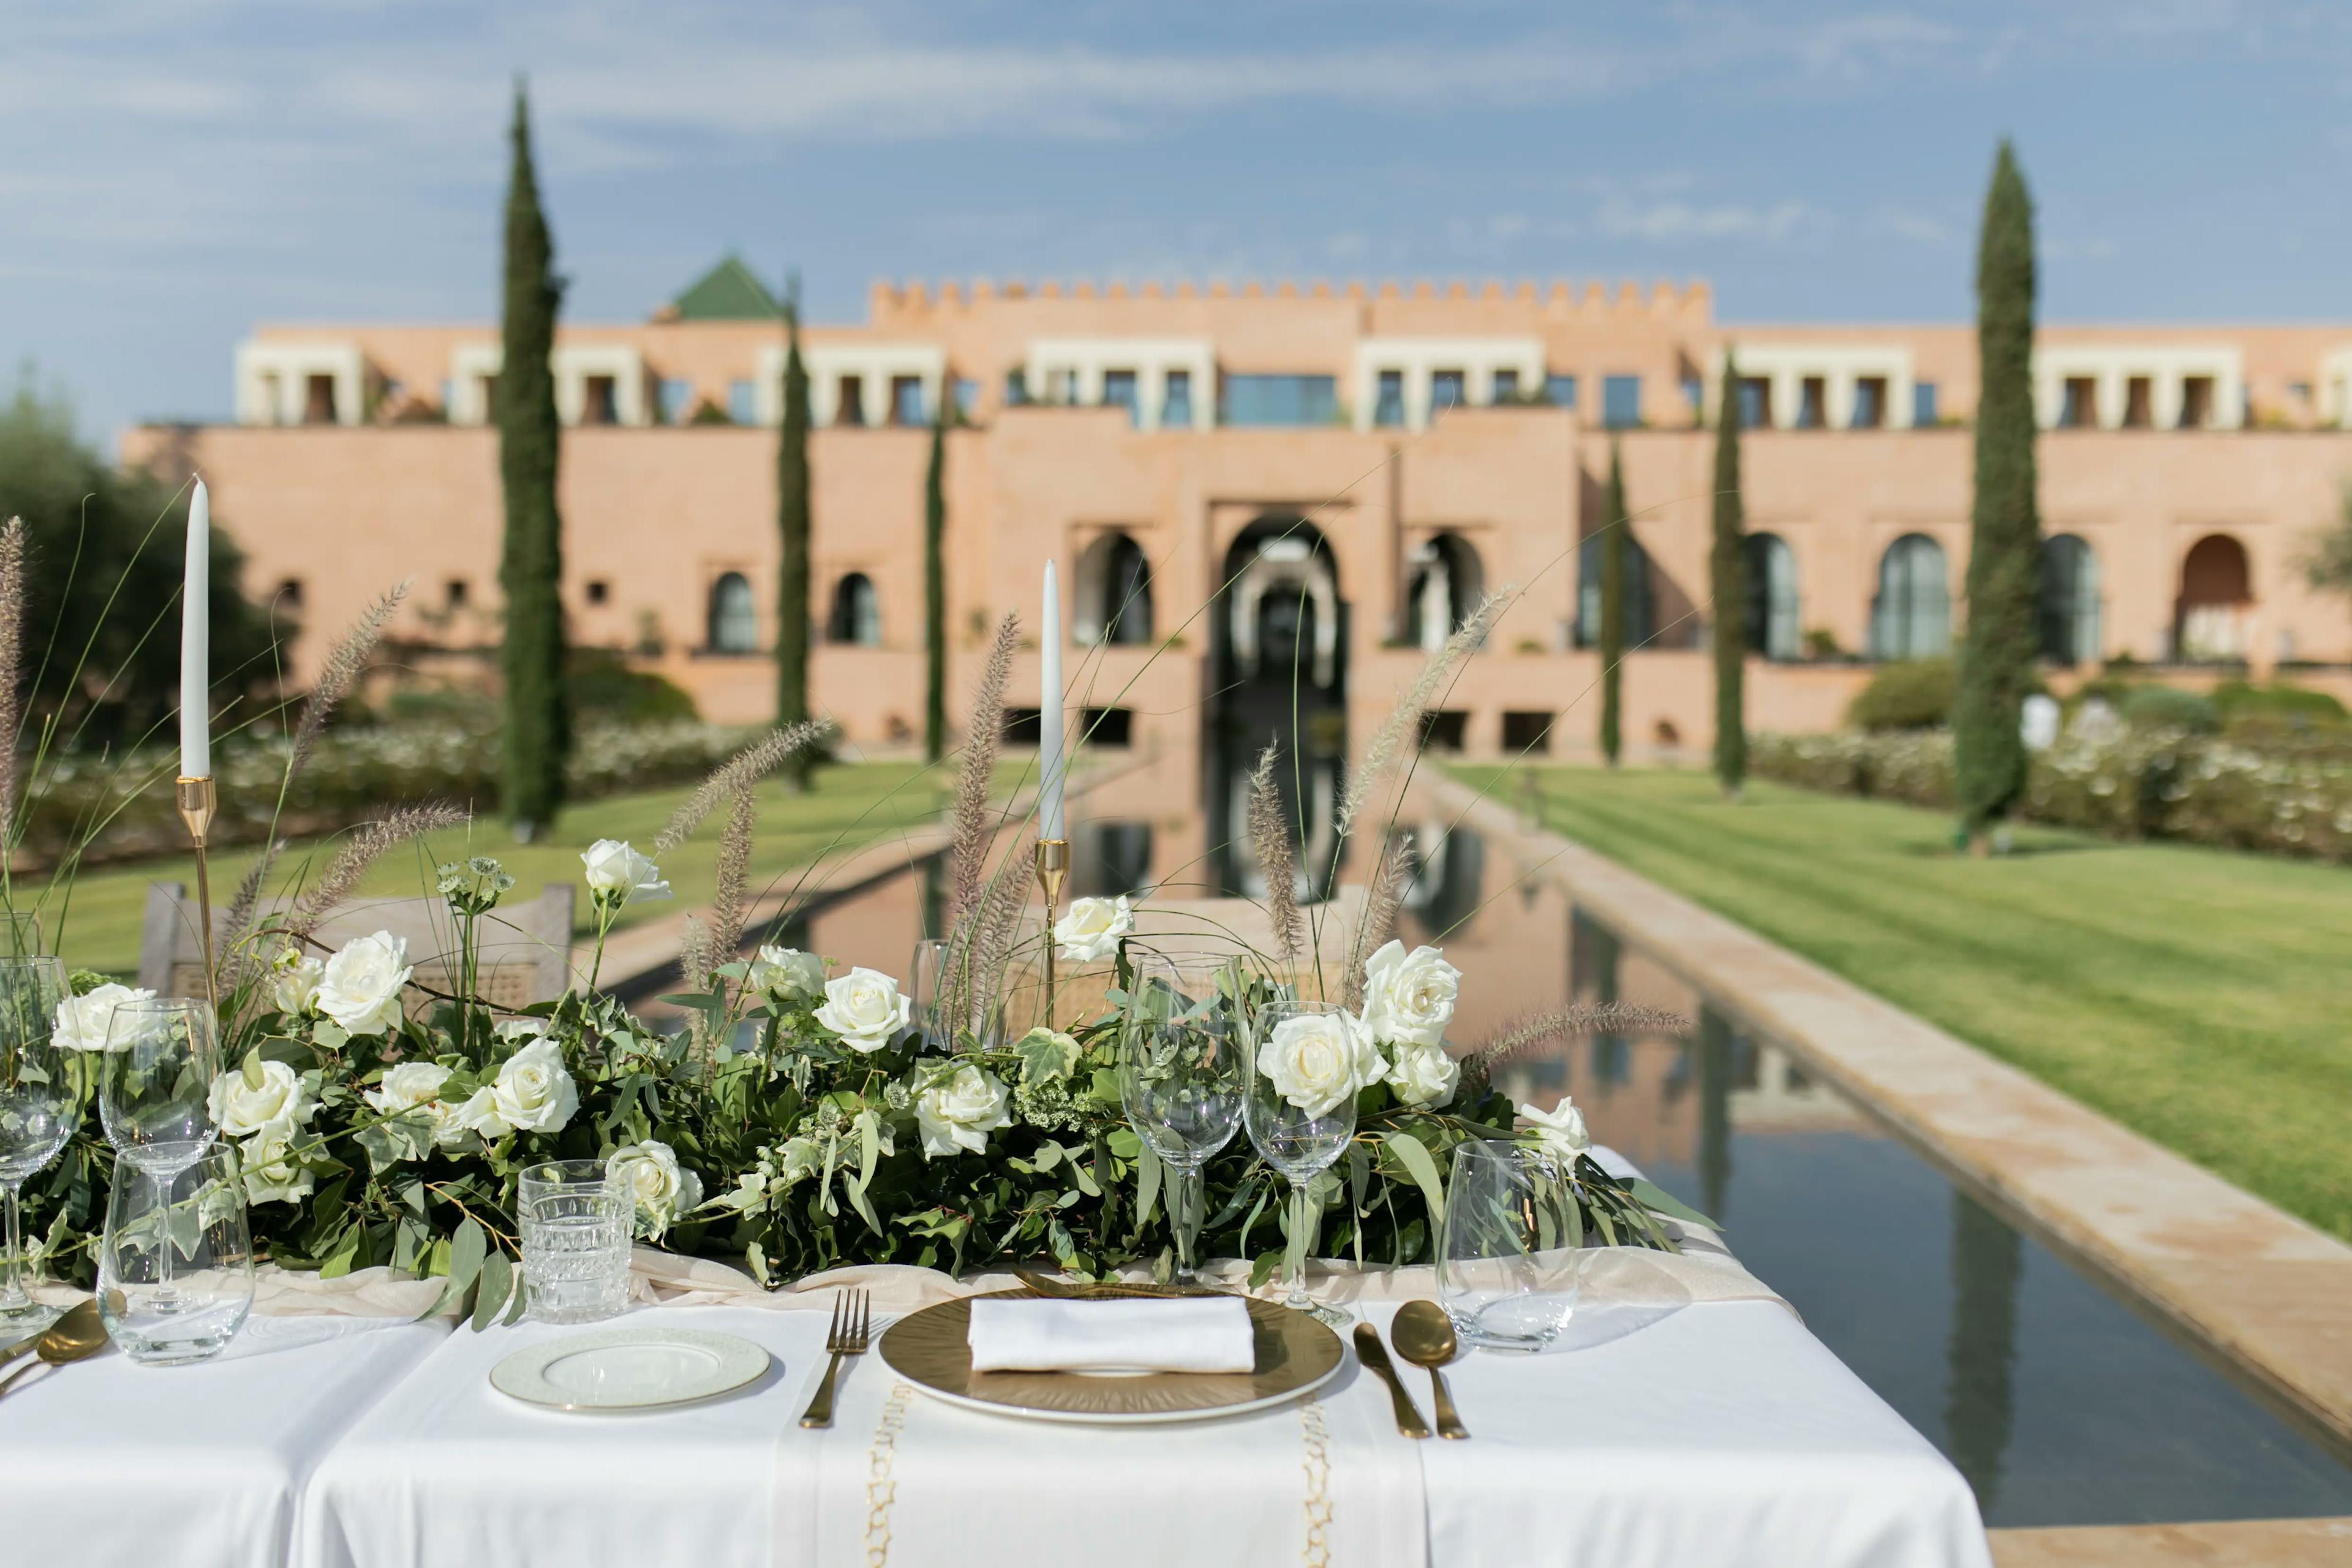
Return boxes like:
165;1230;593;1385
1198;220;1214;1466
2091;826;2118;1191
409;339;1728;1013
1912;381;1939;426
437;379;454;418
304;374;338;425
1003;368;1030;407
1492;368;1521;402
479;374;500;421
890;375;924;426
1416;710;1470;753
582;375;618;426
2058;376;2095;429
727;380;756;424
584;579;611;606
1501;710;1554;753
952;378;980;420
1430;369;1466;415
657;379;693;424
1219;374;1337;427
837;375;866;426
1079;707;1134;748
2180;376;2214;429
445;578;470;609
1602;375;1641;429
1102;369;1138;426
1738;378;1770;429
1852;377;1887;429
1373;370;1406;428
2122;376;2152;429
1796;376;1826;430
1542;374;1578;409
1161;370;1193;429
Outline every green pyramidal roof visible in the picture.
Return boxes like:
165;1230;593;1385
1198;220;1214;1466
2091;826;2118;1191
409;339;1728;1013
666;257;782;321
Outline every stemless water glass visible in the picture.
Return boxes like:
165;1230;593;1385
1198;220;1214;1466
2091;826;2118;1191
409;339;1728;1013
910;938;1003;1054
0;913;41;962
519;1158;631;1324
1241;998;1360;1327
1436;1140;1583;1352
1118;952;1246;1283
99;998;221;1313
0;955;73;1331
98;1146;254;1364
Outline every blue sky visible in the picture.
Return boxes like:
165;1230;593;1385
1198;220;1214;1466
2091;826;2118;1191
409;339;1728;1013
5;1;2348;440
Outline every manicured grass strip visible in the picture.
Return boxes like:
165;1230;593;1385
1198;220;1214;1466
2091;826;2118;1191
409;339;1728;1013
1456;766;2352;1242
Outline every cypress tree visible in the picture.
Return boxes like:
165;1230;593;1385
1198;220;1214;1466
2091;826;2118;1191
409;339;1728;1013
1953;140;2041;853
496;81;570;839
1598;442;1626;768
922;404;948;764
1710;351;1747;797
775;277;812;785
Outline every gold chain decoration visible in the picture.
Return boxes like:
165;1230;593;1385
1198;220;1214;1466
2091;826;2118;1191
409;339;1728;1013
862;1381;913;1567
1298;1396;1334;1568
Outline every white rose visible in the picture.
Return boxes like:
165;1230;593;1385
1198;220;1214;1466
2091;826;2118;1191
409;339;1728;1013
455;1038;579;1139
206;1058;318;1138
51;982;156;1052
581;839;671;906
813;967;912;1052
317;931;413;1036
608;1139;705;1237
1384;1040;1461;1110
1053;895;1133;963
1358;941;1461;1050
1518;1098;1591;1163
494;1017;549;1045
915;1064;1012;1159
747;944;827;1000
363;1061;460;1147
238;1115;316;1206
1257;1009;1382;1117
270;948;325;1016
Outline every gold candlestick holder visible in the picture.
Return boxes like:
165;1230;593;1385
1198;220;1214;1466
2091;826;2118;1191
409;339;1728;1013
176;775;219;1008
1034;837;1068;1028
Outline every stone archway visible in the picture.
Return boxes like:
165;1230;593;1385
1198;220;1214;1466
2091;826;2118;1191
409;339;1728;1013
2175;533;2252;663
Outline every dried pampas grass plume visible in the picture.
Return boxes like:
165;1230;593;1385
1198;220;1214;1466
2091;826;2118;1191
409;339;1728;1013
1336;586;1510;837
656;718;832;853
1244;744;1304;966
948;613;1019;930
709;786;755;964
288;803;468;941
288;580;409;786
0;518;23;835
1340;831;1415;1011
1457;1003;1694;1101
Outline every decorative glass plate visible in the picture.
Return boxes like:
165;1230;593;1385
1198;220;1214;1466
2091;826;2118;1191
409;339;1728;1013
878;1289;1344;1425
491;1325;770;1413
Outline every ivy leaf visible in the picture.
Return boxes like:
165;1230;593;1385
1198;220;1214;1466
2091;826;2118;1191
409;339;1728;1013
1012;1027;1082;1085
355;1114;433;1175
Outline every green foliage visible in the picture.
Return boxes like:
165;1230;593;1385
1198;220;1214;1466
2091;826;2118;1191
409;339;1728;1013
1953;139;2041;838
1709;353;1746;793
2119;684;2217;734
2211;680;2345;731
567;648;698;723
1848;656;1956;732
1598;442;1627;766
496;83;572;835
0;378;278;748
775;283;812;772
2300;484;2352;603
923;410;948;763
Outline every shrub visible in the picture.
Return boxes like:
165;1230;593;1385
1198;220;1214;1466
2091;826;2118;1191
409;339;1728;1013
2119;685;2217;734
569;648;698;723
1847;657;1956;732
2209;680;2346;731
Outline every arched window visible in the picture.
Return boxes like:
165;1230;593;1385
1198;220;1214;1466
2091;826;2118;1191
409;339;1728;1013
2176;533;2252;663
1869;534;1949;659
826;573;881;646
1575;531;1654;648
1742;533;1799;660
2037;535;2100;665
1073;531;1154;646
1404;533;1485;650
707;571;757;654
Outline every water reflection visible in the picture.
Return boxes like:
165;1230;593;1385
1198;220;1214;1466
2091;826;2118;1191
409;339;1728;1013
1947;1191;2024;1512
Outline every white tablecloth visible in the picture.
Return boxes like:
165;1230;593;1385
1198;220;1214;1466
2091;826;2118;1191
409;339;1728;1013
0;1315;448;1568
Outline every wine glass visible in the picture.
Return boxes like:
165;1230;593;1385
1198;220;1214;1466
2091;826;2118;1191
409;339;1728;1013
1241;998;1362;1326
910;937;1002;1054
1118;952;1245;1284
1437;1140;1583;1351
97;1145;253;1364
0;955;72;1331
99;998;221;1312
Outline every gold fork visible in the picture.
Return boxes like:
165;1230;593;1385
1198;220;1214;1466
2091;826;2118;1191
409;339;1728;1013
798;1288;870;1429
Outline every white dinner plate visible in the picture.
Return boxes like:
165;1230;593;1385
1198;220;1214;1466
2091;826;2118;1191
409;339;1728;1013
491;1325;771;1413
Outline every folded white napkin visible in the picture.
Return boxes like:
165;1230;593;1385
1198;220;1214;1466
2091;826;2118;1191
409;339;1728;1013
966;1297;1257;1374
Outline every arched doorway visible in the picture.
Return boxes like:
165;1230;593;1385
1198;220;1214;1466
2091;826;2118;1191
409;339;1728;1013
2037;535;2100;665
1403;532;1485;650
1869;534;1949;658
1073;531;1153;646
2175;533;2251;663
826;573;881;646
1743;533;1799;660
1575;530;1656;647
1210;516;1348;899
706;571;757;653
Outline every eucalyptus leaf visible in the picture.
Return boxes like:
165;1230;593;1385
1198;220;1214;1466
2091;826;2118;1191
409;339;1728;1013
1383;1130;1446;1226
1134;1144;1162;1231
472;1251;513;1332
1627;1178;1722;1232
447;1216;487;1295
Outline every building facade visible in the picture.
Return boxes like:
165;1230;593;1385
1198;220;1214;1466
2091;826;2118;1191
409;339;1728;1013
124;261;2352;794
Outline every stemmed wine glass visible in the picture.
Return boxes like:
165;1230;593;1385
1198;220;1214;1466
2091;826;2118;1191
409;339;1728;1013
0;954;73;1331
98;999;221;1311
1117;952;1246;1284
1242;998;1364;1327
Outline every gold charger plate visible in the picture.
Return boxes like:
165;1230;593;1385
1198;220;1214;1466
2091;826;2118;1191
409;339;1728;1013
878;1288;1345;1424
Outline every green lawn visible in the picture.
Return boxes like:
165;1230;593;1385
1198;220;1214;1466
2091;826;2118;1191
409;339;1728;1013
1456;765;2352;1243
24;761;954;979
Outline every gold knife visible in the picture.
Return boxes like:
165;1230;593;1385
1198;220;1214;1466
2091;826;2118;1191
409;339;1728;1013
1352;1322;1431;1439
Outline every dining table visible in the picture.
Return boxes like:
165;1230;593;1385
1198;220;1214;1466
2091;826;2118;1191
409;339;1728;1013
0;1149;1992;1568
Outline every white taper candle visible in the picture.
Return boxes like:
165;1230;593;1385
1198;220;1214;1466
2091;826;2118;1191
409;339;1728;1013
179;478;211;779
1039;560;1065;841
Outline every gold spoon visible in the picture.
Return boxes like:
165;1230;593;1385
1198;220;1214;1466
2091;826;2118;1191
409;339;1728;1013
1390;1300;1470;1440
0;1299;108;1401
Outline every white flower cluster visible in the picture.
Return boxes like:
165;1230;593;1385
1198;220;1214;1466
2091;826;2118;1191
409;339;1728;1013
205;1055;325;1205
1253;940;1463;1115
608;1139;703;1238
